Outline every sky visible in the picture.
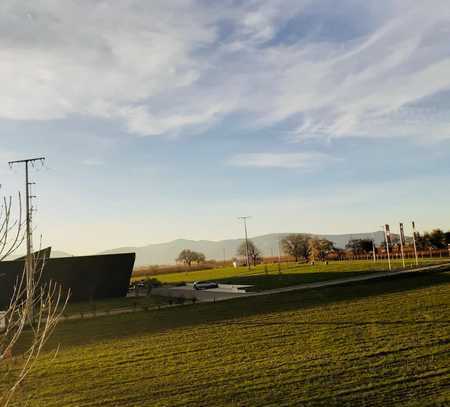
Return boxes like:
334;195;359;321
1;0;450;254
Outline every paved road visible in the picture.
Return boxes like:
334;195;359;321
62;262;450;321
184;262;450;303
248;263;449;297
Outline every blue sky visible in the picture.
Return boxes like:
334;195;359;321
1;0;450;254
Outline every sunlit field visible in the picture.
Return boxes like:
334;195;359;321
148;258;448;290
3;270;450;406
59;259;449;317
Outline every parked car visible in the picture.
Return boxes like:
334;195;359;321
193;281;219;290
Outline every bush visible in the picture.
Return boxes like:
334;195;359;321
133;263;216;278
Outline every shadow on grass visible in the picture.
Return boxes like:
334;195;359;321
30;270;450;353
213;271;380;290
226;320;450;327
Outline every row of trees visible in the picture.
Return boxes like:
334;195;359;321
176;242;263;268
280;234;335;262
345;229;450;255
415;229;450;250
176;228;450;267
237;229;450;263
236;234;336;265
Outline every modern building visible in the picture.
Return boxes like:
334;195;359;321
0;248;135;309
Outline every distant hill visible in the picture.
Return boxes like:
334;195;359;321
101;231;388;267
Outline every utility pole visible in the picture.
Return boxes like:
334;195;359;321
9;157;45;322
238;216;251;270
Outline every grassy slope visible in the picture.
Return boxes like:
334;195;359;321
62;295;169;316
4;270;450;406
63;259;448;316
153;258;445;290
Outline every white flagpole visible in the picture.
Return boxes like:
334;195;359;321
412;221;419;266
384;224;392;271
399;222;406;268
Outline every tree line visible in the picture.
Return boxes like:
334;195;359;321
279;234;335;262
414;229;450;250
346;228;450;254
176;234;337;267
176;228;450;267
235;234;336;265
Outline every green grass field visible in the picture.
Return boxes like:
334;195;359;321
61;294;170;316
61;259;449;317
152;258;447;290
3;269;450;406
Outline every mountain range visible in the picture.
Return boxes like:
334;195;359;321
101;231;388;267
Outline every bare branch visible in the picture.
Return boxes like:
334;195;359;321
0;195;69;407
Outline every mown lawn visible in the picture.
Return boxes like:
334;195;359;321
63;259;449;316
153;258;447;290
3;269;450;406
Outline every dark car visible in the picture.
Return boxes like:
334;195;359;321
193;281;219;290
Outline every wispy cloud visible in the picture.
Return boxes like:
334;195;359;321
228;152;334;170
1;1;450;141
82;159;105;167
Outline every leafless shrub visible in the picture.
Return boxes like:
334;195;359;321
0;194;69;407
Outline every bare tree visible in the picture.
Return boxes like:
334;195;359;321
307;238;321;262
176;249;205;267
281;234;309;262
0;194;69;407
237;240;261;266
317;239;335;261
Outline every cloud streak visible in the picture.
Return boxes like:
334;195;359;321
1;0;450;141
228;152;334;170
